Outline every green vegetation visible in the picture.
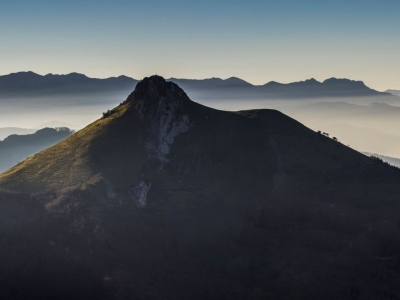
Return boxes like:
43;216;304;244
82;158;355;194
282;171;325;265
0;103;131;191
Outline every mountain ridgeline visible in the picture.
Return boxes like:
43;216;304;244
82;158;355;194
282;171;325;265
0;72;137;97
0;71;397;103
0;76;400;299
169;77;397;101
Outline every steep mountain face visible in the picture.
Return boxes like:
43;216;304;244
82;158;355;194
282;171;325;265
0;127;73;173
1;76;400;299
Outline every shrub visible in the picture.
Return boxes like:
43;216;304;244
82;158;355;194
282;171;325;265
102;109;116;119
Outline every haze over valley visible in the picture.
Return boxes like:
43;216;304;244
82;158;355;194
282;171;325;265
1;71;399;160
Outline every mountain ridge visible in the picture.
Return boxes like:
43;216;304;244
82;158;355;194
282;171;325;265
0;71;138;97
0;71;396;101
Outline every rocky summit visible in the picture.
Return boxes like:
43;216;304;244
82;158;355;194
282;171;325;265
1;76;400;299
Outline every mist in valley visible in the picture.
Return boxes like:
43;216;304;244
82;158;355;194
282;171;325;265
2;88;400;162
0;93;127;130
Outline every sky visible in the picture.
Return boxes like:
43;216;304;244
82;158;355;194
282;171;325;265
1;0;399;91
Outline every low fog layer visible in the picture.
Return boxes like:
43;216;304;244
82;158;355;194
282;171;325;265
0;94;125;129
2;94;400;160
276;101;400;157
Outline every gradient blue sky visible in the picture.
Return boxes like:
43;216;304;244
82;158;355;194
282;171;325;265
1;0;399;90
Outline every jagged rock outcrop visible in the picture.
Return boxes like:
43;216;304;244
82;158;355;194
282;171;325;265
128;180;151;207
126;76;191;167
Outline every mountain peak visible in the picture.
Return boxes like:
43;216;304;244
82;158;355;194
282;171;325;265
305;78;319;83
322;77;365;86
124;76;192;167
126;75;189;107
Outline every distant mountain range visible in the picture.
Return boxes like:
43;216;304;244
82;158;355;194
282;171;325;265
0;72;137;98
169;77;396;101
0;122;77;140
0;72;397;104
0;127;73;172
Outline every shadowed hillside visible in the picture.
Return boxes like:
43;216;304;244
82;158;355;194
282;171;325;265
0;76;400;299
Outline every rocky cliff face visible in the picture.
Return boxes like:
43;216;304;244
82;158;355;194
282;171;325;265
129;76;191;167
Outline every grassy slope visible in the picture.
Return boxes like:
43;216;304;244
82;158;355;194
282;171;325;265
0;103;132;191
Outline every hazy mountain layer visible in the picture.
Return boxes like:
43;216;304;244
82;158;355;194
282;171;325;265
386;89;400;96
0;72;137;97
0;72;396;103
169;77;398;102
0;127;37;140
0;77;400;299
0;128;73;173
1;72;398;130
33;121;78;130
